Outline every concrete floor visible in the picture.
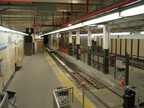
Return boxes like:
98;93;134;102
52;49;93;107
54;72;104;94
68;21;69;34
6;52;96;108
5;50;144;107
7;52;61;108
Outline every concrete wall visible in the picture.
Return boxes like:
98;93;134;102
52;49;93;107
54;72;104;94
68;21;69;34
0;31;24;91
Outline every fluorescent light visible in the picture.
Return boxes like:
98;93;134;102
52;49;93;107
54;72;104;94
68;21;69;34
121;5;144;17
39;13;121;36
0;26;11;32
140;31;144;34
68;23;83;30
110;32;130;35
40;23;83;36
0;26;28;35
11;30;18;33
72;32;130;37
83;12;121;26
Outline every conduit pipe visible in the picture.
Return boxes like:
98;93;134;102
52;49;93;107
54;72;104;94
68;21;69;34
0;0;30;2
86;0;89;14
62;0;138;27
33;25;62;27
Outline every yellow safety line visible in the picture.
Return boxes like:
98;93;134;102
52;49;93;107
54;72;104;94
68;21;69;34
43;51;96;108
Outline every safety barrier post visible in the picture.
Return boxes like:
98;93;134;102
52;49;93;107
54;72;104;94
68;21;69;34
125;52;129;86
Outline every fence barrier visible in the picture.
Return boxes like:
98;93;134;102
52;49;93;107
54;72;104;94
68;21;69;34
53;87;74;108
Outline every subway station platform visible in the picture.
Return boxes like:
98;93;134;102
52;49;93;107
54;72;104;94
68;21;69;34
4;50;144;108
51;48;144;102
5;52;96;108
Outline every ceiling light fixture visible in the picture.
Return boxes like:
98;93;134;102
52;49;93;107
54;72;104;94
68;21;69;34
83;12;121;26
71;32;130;37
0;26;28;35
110;32;130;35
0;26;11;32
140;31;144;34
120;4;144;17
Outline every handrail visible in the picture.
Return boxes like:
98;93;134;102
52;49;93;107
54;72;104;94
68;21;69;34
53;87;74;108
0;92;8;108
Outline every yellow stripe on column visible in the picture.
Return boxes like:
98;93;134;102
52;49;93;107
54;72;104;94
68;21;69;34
43;51;96;108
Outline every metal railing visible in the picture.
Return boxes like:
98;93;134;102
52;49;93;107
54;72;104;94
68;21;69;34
53;87;74;108
0;92;8;108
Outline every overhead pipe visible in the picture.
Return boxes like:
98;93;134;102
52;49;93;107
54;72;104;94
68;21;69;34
71;3;74;20
33;25;62;27
62;0;138;27
58;3;96;5
86;0;89;14
0;0;30;2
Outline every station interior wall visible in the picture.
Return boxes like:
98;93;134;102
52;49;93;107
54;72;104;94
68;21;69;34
0;31;24;91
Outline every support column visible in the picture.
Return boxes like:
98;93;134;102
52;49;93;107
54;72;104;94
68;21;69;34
68;31;73;55
125;52;129;85
87;27;92;65
71;3;73;21
56;33;59;50
76;29;80;60
93;36;97;52
94;36;97;45
103;24;109;74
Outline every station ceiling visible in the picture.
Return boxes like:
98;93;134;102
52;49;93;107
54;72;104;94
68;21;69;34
0;0;144;34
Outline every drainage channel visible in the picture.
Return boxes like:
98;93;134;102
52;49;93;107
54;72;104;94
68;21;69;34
46;48;123;108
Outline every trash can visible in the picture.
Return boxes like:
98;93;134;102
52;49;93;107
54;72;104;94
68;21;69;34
123;88;135;108
110;54;116;67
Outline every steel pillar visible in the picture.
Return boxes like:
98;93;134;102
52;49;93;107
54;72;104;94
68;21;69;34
125;52;129;85
87;27;92;65
103;25;109;74
69;31;73;55
76;29;80;60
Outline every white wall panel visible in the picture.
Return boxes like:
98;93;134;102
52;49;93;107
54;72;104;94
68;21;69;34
121;39;125;55
117;39;120;54
127;39;131;54
112;39;116;53
132;39;138;57
139;39;144;60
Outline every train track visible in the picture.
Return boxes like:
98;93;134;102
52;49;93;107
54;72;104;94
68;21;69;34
46;48;123;108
